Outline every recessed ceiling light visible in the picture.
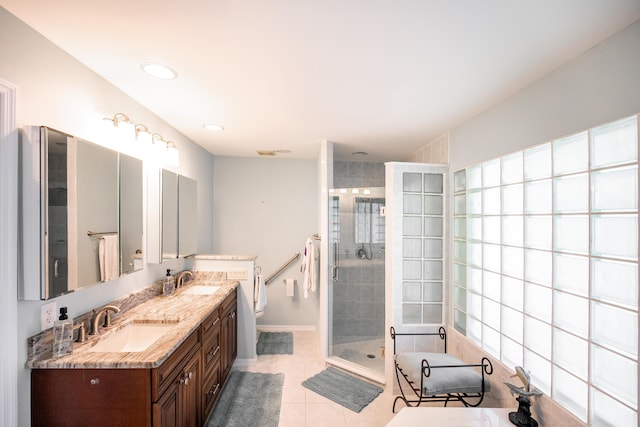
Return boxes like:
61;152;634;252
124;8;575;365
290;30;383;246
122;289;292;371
204;124;224;131
141;62;177;80
257;150;276;156
352;151;368;156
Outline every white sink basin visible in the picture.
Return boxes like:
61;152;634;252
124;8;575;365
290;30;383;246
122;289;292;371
88;321;176;353
181;285;221;295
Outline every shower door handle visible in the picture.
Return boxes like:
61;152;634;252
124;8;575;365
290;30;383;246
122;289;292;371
332;241;339;283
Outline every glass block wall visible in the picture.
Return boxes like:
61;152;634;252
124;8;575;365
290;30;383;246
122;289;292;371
453;115;639;425
402;171;445;324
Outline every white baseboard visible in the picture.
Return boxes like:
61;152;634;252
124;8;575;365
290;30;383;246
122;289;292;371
257;325;316;332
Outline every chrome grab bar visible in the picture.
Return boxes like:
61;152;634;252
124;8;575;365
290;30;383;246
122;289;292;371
265;252;300;285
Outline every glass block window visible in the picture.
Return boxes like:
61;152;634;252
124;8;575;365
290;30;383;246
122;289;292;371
453;169;467;334
453;115;639;425
401;171;445;325
329;196;340;243
354;197;385;243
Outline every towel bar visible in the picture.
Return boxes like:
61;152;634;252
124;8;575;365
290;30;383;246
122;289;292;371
87;230;117;236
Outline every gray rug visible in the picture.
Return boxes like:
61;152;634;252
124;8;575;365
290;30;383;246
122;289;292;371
206;371;284;427
302;367;383;412
256;332;293;355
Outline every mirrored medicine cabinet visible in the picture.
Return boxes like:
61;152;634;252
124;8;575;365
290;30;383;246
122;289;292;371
19;126;143;300
160;170;198;261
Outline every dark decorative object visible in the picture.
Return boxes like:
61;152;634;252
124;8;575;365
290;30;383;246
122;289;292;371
504;366;543;427
509;396;538;427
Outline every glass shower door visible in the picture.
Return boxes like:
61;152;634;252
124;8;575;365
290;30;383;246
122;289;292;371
328;187;386;375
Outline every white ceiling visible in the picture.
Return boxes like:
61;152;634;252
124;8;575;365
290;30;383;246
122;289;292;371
2;1;639;161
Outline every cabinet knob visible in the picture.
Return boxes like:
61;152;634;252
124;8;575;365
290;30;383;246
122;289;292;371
179;371;193;386
90;378;100;385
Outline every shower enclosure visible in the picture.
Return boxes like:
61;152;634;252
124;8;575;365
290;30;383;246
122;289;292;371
327;160;386;376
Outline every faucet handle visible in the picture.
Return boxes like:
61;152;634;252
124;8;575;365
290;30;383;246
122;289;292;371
74;323;87;342
102;305;121;327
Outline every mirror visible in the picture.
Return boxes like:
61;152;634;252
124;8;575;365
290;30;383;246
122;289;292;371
119;154;143;274
178;175;197;257
19;126;145;300
159;171;198;261
161;169;178;260
70;138;119;288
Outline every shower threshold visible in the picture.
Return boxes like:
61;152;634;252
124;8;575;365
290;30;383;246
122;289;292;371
326;356;385;385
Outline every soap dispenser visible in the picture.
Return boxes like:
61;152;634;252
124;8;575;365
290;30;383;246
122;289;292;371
53;307;73;357
163;269;175;296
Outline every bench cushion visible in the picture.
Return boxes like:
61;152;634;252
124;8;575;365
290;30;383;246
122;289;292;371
395;352;488;396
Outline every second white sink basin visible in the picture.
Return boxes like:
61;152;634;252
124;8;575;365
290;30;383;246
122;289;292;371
88;321;176;353
181;285;221;295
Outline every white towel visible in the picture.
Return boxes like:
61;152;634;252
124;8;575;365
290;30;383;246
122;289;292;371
254;273;267;317
99;234;119;281
301;237;316;298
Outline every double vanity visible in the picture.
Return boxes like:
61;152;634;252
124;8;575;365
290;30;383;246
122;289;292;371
28;276;238;427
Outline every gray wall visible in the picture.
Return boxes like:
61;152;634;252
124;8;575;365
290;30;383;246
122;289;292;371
213;156;319;326
0;7;214;425
450;20;640;171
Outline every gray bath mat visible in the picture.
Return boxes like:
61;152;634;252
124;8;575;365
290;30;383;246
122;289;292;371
302;367;383;412
257;331;293;355
206;371;284;427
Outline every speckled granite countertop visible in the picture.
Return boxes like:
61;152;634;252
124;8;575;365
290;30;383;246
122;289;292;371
27;280;238;370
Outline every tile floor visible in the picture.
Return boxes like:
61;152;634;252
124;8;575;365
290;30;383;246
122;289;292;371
237;330;397;427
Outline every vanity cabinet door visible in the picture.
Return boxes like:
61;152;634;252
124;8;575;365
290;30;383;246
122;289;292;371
153;350;201;427
220;291;237;383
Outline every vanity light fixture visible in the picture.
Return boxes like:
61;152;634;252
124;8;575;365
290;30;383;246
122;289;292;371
102;112;179;167
203;123;224;131
104;112;131;127
134;124;152;144
141;62;177;80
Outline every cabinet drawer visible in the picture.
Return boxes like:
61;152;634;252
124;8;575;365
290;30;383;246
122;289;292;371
202;360;222;419
202;326;221;375
152;330;200;401
201;309;220;337
220;290;237;317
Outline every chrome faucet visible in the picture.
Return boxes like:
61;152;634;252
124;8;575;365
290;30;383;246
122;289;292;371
90;305;120;335
176;270;194;289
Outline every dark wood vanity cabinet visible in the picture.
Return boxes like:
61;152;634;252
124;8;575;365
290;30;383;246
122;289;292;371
31;289;238;427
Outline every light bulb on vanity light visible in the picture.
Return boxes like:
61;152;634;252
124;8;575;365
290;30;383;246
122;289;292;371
165;142;179;167
103;112;134;152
